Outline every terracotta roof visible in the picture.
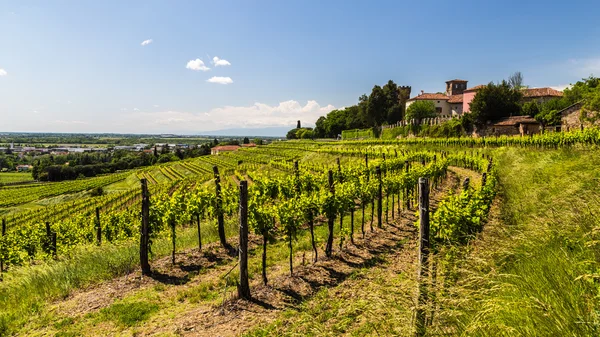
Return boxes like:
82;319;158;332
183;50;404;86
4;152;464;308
212;145;240;151
446;79;468;83
408;93;449;101
522;87;563;98
241;143;257;147
464;85;486;92
493;116;539;126
448;94;463;103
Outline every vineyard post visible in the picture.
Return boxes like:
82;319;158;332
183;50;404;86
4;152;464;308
325;170;335;258
52;232;57;258
170;219;176;265
481;172;487;188
140;178;151;275
415;177;430;337
350;205;355;244
294;161;301;193
238;180;251;300
405;161;410;210
95;207;101;246
213;166;230;251
197;213;202;251
45;222;51;254
376;166;383;228
0;218;5;273
462;177;470;191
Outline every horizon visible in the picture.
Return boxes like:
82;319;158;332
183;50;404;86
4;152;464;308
1;0;599;134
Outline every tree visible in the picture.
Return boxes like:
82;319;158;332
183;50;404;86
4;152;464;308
242;137;250;144
382;80;404;123
469;81;522;125
522;101;540;117
213;138;219;146
366;85;387;126
405;100;436;121
314;116;327;138
253;138;263;145
286;128;299;139
296;120;301;129
508;71;524;89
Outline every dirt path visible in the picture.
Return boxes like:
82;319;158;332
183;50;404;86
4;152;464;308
28;170;467;336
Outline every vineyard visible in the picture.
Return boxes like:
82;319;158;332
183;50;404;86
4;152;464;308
0;130;599;336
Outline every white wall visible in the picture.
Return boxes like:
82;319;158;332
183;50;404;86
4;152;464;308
406;99;451;116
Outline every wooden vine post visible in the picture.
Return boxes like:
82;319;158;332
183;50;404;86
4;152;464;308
140;178;151;275
95;207;101;245
238;180;251;300
213;166;230;250
462;177;470;191
325;170;335;257
415;177;430;336
405;161;411;210
196;213;202;251
376;166;383;228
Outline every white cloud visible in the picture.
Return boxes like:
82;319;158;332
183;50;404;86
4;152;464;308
212;56;231;67
51;120;88;125
118;100;335;132
207;76;233;84
133;107;140;111
0;69;7;76
141;39;153;46
153;104;159;108
186;59;210;71
550;84;571;91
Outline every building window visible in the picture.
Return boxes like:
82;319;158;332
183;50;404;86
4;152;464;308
435;107;442;114
437;101;440;103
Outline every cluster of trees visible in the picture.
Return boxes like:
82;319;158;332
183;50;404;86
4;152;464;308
33;145;213;181
308;80;407;139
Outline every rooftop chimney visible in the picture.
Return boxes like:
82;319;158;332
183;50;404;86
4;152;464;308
420;90;424;95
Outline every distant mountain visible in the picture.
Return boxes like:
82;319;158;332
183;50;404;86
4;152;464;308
199;126;296;138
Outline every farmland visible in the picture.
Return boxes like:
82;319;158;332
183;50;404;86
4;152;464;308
0;131;599;336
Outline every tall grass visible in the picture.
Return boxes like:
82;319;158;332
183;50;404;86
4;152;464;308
433;147;600;336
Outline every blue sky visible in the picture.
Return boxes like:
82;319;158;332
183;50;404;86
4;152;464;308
1;0;600;135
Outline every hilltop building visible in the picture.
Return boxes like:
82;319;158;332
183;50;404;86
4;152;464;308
406;79;564;117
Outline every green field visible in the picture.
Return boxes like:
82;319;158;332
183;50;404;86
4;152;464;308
0;172;34;184
0;131;599;336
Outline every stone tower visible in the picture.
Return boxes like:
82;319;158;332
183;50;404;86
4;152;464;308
398;86;411;105
445;79;468;96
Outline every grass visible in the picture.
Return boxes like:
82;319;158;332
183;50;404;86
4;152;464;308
0;172;34;184
99;301;160;327
0;215;238;335
430;147;600;336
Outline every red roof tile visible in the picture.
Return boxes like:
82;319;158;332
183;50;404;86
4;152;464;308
408;93;449;101
212;145;240;151
493;116;539;126
448;94;463;103
464;84;486;92
521;87;563;98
